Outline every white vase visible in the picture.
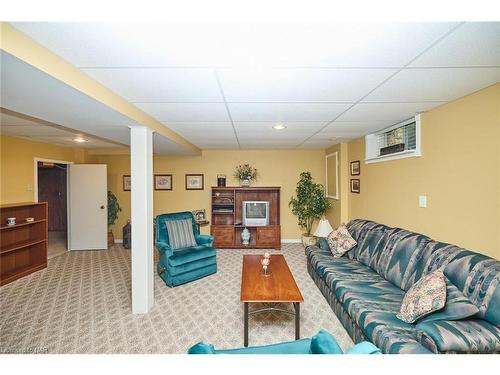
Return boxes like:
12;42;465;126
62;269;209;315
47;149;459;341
240;178;250;187
241;227;251;245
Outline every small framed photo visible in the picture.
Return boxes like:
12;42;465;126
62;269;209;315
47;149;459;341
154;174;172;190
185;174;204;190
350;160;360;175
123;175;131;191
192;209;207;223
350;179;360;194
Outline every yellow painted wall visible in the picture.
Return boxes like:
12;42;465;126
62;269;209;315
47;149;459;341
347;83;500;259
93;150;326;239
0;135;88;204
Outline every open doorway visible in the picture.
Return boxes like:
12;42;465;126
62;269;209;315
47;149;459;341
37;161;69;259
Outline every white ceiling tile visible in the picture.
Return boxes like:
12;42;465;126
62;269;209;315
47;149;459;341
337;102;447;122
190;139;240;149
12;22;458;68
82;68;223;102
166;122;233;134
228;103;350;122
239;139;301;149
316;121;390;138
137;103;229;122
364;68;500;102
218;68;395;102
410;23;500;67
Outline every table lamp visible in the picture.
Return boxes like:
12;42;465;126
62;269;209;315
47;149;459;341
314;218;334;238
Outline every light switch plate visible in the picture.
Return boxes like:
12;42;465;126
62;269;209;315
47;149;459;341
419;195;427;208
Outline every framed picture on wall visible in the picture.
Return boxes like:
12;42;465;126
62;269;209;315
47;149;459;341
185;174;204;190
123;175;131;191
350;160;360;175
192;209;207;223
154;174;172;190
350;179;360;194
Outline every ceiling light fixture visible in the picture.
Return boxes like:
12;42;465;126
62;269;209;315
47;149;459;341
272;124;287;130
73;137;88;143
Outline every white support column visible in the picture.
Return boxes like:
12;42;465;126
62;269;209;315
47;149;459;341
130;126;154;314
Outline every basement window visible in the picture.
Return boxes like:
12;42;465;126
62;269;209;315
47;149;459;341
365;114;421;163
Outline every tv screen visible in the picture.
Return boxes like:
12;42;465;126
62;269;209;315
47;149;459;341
243;201;269;226
245;202;267;218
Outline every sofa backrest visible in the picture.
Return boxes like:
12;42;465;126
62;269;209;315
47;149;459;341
346;219;500;328
346;220;431;290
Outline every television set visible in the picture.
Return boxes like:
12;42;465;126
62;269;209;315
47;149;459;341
242;201;269;226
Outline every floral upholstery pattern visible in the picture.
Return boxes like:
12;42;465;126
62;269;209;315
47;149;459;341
327;224;357;257
396;270;447;323
306;219;500;354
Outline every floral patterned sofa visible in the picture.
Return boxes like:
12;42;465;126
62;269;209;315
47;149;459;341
306;219;500;354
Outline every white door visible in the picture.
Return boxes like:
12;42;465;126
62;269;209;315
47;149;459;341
68;164;107;250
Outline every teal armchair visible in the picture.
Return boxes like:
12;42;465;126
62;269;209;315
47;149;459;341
188;329;381;354
155;211;217;287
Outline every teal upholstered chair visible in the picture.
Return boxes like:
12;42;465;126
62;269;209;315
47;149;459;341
188;329;381;354
155;211;217;287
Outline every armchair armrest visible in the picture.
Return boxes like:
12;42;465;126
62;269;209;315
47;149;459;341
196;234;214;247
416;320;500;354
155;241;173;255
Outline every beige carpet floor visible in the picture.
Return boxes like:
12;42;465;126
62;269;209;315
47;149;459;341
0;243;352;354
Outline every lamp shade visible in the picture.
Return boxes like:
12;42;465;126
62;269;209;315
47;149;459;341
314;219;334;238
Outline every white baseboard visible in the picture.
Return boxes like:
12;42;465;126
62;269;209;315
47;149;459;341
114;239;123;244
281;239;301;243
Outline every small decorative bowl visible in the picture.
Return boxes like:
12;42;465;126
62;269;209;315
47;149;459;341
26;217;34;223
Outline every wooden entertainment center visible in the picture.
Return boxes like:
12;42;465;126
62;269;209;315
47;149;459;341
211;187;281;250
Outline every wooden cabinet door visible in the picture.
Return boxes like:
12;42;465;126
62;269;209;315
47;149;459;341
211;226;234;247
256;226;280;247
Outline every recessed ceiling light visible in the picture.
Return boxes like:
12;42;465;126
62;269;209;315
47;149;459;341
272;124;287;130
73;137;88;143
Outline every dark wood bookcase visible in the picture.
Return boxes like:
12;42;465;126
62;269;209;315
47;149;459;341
210;187;281;250
0;202;48;286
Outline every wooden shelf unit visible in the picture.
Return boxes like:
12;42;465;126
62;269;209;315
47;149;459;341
211;187;281;250
0;202;48;286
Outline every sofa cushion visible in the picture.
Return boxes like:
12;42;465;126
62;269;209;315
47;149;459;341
331;278;405;305
310;329;343;354
352;308;431;354
168;245;216;267
420;277;479;323
397;270;447;324
444;251;500;327
416;320;500;353
166;219;197;250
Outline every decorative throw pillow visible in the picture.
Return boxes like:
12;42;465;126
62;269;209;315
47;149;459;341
420;277;479;322
166;219;197;250
327;224;357;258
396;270;446;324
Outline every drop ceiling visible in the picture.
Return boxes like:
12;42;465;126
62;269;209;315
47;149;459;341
5;22;500;150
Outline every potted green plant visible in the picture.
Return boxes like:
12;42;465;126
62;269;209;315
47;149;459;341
233;163;258;186
289;172;331;247
107;190;122;247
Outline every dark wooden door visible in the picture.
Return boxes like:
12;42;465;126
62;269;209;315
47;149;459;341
38;165;67;232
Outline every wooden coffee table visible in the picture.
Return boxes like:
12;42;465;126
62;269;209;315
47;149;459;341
240;254;304;347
